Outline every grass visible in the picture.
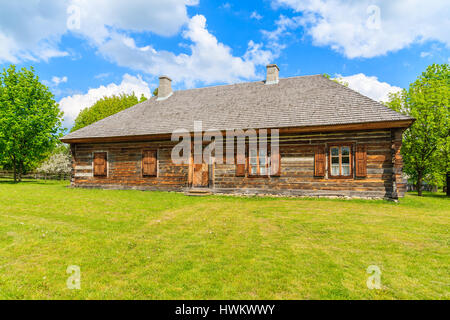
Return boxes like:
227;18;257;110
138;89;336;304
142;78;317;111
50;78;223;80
0;180;448;300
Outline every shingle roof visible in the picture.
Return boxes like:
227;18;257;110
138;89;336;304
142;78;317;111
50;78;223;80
62;75;412;141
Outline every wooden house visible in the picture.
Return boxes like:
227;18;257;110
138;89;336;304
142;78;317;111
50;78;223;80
61;65;414;199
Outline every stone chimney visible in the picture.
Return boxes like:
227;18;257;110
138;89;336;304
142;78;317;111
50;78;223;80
157;76;172;100
266;64;279;85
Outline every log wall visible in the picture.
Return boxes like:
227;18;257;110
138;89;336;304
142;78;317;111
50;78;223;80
71;140;189;191
69;128;406;199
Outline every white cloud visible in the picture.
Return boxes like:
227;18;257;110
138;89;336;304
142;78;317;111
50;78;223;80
59;74;151;125
98;15;275;87
262;15;301;41
250;11;263;20
220;3;232;10
335;73;402;102
420;51;432;58
71;0;195;43
0;1;274;87
0;1;69;63
273;0;450;58
52;76;68;86
37;47;70;61
0;0;196;63
94;72;112;80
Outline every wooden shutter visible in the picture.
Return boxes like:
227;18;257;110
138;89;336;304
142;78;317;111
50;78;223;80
355;145;367;177
270;150;281;176
236;151;246;177
142;150;157;176
93;152;107;177
201;163;209;186
314;145;326;177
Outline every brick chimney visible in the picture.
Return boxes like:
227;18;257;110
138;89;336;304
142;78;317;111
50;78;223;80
157;75;172;100
266;64;279;85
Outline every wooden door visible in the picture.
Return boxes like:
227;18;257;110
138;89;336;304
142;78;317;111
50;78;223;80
193;163;209;187
93;152;107;177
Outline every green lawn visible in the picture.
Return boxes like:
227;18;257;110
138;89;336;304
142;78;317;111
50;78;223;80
0;180;448;300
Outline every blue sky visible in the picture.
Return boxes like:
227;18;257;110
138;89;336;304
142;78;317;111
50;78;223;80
0;0;449;129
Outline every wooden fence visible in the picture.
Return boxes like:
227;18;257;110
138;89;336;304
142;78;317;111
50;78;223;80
406;183;438;192
0;170;70;181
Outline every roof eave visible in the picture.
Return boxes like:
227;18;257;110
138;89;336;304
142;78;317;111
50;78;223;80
60;119;414;144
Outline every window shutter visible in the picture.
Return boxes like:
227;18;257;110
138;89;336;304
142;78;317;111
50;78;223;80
314;145;326;177
201;163;209;186
94;152;107;177
355;145;367;177
236;151;246;177
270;150;281;176
143;150;157;176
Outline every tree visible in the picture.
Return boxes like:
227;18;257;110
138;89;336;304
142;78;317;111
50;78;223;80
139;94;147;103
153;88;158;96
37;144;71;176
71;92;148;132
323;73;349;87
0;65;63;182
385;64;449;196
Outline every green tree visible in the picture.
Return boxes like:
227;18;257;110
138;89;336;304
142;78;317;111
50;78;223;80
71;92;147;132
323;73;349;87
139;93;147;103
0;65;63;182
385;64;450;196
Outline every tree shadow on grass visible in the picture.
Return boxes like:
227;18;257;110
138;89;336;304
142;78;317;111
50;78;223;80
406;191;448;199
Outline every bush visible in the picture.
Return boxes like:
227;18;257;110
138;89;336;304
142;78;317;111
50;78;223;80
37;150;71;175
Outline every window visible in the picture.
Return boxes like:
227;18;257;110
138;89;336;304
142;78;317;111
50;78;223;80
329;145;352;178
249;148;258;175
236;144;280;177
93;152;107;177
142;150;157;177
248;147;270;176
259;148;268;175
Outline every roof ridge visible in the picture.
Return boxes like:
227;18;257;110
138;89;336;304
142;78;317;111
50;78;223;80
170;74;324;93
